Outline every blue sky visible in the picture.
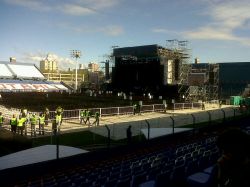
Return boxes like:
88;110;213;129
1;0;250;70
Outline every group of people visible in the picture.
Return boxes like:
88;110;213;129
0;106;63;137
80;109;100;126
8;108;50;136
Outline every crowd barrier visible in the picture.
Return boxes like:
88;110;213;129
47;102;203;119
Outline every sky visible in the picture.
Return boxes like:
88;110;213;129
1;0;250;70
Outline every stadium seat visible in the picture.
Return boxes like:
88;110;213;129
132;171;147;187
116;177;131;187
154;170;171;187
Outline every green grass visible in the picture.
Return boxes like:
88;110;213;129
0;129;32;156
31;131;146;150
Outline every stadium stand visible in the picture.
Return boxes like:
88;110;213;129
1;115;249;187
0;61;68;92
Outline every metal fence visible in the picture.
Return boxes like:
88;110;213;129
47;102;202;119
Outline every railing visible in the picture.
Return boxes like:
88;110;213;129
0;104;246;156
173;103;202;110
46;102;203;119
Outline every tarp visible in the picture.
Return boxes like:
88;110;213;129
0;145;88;170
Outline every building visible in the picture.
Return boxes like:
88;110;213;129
40;54;58;72
88;62;99;72
111;44;189;97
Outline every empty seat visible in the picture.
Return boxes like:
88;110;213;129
154;171;171;187
116;177;131;187
132;172;147;187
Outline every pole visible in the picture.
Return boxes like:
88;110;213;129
70;50;81;93
75;58;78;92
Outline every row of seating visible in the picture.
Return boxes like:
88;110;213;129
14;134;220;187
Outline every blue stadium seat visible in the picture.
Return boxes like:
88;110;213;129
132;171;147;187
154;170;171;187
116;177;131;187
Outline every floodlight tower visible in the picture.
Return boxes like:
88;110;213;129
70;50;81;92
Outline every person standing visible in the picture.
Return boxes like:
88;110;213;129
53;106;63;135
133;104;137;115
92;112;100;126
85;109;91;126
10;114;18;134
20;108;28;136
0;112;4;127
80;109;85;124
30;113;37;137
44;108;50;126
217;128;250;187
17;116;26;136
39;113;45;135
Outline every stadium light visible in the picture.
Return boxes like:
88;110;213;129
70;50;81;92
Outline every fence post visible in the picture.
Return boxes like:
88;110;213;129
105;125;110;149
190;114;196;133
152;105;155;112
145;120;150;140
100;108;102;117
232;108;236;118
169;116;175;134
118;107;120;115
221;109;226;122
206;111;211;125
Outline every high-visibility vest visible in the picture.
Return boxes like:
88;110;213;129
80;111;84;117
30;116;36;125
0;115;3;124
39;116;45;124
86;111;90;117
17;118;26;127
95;112;100;118
55;115;62;123
10;118;17;126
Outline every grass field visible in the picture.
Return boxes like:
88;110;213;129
0;128;146;156
0;92;162;111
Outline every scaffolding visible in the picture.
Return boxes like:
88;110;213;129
188;63;219;101
205;64;219;101
165;39;192;100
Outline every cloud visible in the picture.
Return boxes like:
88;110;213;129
152;28;180;35
60;4;96;16
5;0;119;16
100;25;124;36
58;22;124;36
184;0;250;45
77;0;119;10
5;0;52;12
21;52;76;70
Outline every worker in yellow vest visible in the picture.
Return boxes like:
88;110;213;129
20;108;28;136
53;106;63;135
39;113;45;135
30;113;37;137
0;112;4;127
17;116;26;136
10;114;18;134
85;109;91;126
80;109;85;124
92;112;100;126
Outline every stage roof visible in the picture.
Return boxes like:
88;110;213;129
0;61;45;79
0;62;69;92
